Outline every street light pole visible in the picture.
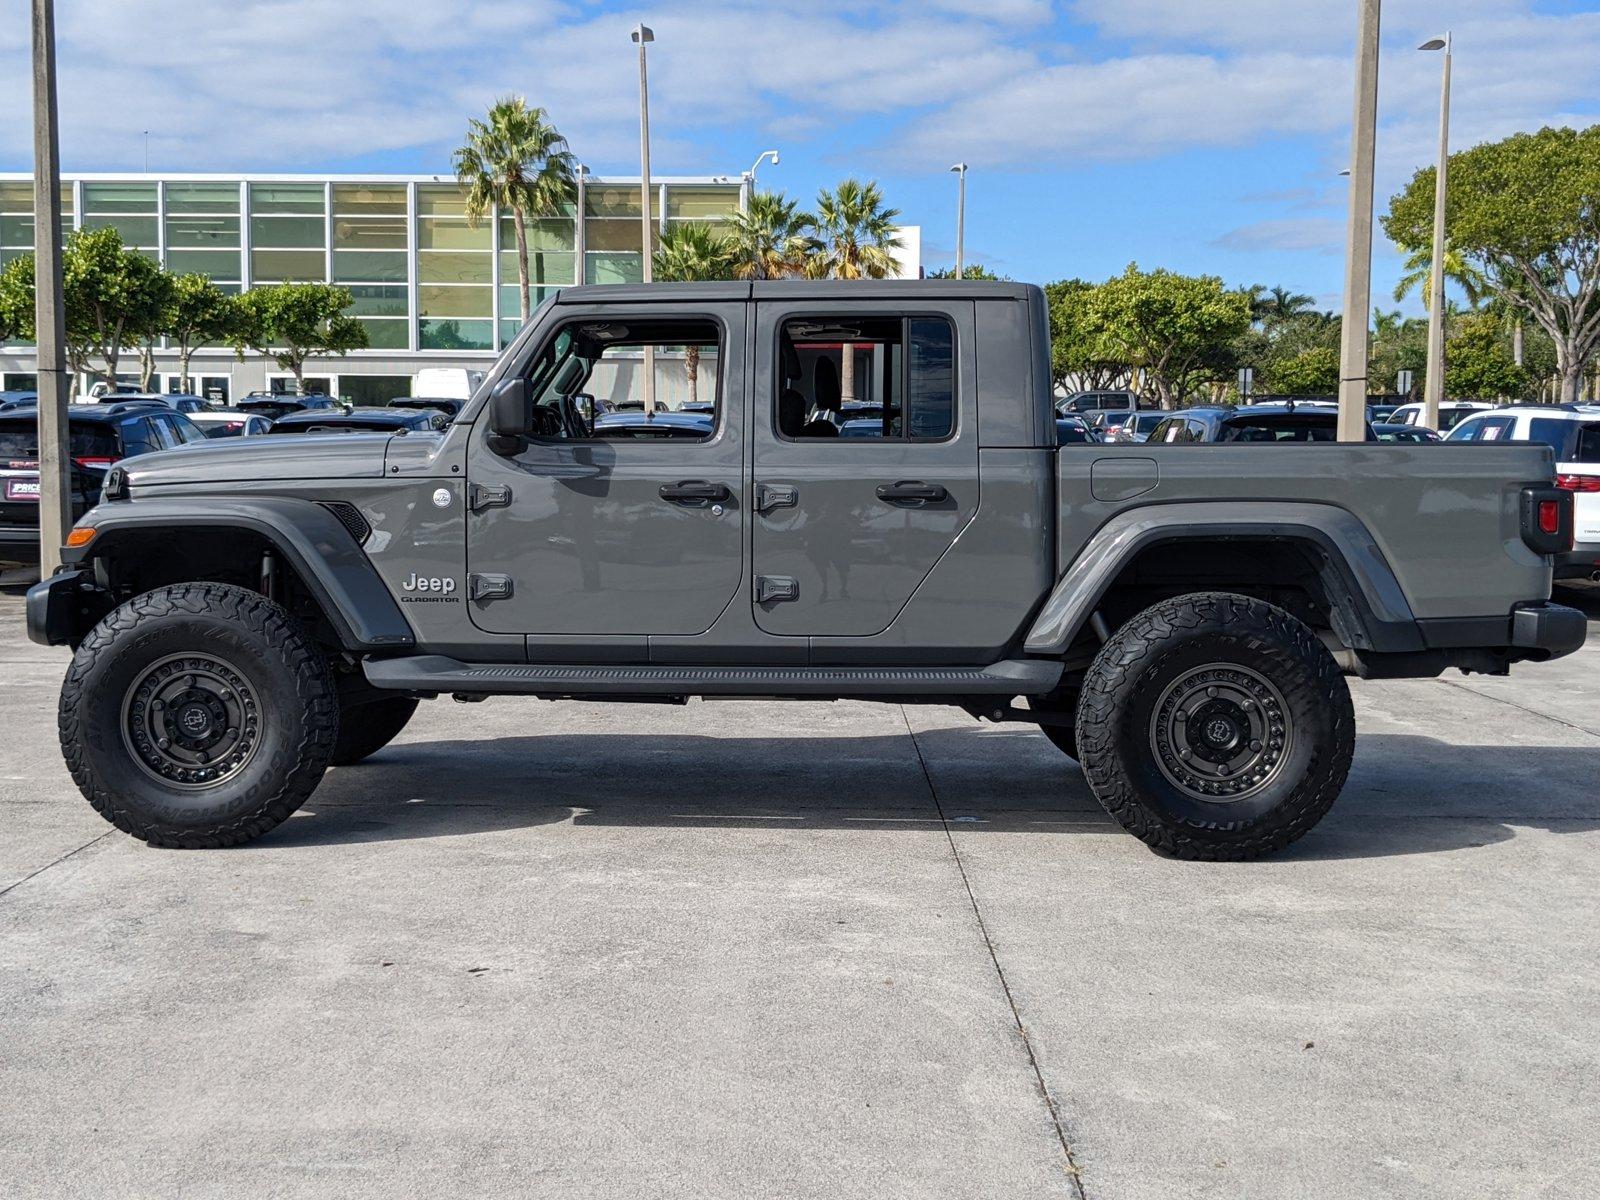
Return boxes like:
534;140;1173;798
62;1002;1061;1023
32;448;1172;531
631;23;656;415
950;163;968;279
1420;32;1452;430
31;0;70;574
1336;0;1382;443
740;149;779;212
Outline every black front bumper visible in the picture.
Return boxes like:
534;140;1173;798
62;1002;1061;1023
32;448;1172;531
25;568;88;646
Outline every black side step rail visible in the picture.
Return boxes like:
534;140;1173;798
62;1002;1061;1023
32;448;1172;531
363;656;1062;698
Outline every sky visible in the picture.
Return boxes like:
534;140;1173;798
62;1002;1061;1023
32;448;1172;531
2;0;1598;312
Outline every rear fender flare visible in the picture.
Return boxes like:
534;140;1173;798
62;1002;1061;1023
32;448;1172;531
69;496;414;652
1023;501;1422;655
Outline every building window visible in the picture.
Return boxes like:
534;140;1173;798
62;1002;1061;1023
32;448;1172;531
416;184;493;351
332;184;408;348
247;183;325;283
81;182;158;256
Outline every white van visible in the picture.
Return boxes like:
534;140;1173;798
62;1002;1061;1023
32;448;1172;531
411;367;485;401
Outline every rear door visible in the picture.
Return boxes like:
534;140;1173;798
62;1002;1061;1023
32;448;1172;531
750;298;977;638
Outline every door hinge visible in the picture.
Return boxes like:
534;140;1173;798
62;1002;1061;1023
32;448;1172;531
469;483;512;513
755;483;798;515
468;573;514;602
755;575;799;604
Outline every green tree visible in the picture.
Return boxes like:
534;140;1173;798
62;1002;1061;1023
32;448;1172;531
809;179;902;280
1043;278;1129;391
1259;285;1315;325
1086;264;1252;408
652;223;736;406
1384;125;1600;403
1444;311;1529;399
927;264;1002;280
724;191;817;280
454;96;576;324
235;283;368;389
1268;346;1340;395
61;228;172;386
0;251;96;378
1391;242;1488;311
163;274;242;392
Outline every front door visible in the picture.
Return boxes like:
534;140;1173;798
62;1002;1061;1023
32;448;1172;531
466;303;746;637
750;299;978;638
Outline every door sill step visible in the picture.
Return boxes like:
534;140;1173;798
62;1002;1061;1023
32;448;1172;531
363;655;1062;697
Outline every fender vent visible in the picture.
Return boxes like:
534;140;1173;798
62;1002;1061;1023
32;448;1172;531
322;502;371;545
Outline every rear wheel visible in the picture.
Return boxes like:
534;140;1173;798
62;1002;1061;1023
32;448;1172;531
331;696;419;766
59;582;338;848
1076;592;1354;860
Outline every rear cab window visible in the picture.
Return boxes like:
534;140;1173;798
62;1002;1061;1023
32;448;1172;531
776;314;955;442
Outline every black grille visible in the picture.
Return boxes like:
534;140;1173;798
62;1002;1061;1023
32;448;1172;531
322;502;371;544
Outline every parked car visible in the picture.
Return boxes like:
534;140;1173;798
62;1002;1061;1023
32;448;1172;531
1372;423;1440;443
0;390;39;411
1446;405;1600;578
90;391;212;415
1388;400;1495;430
28;281;1584;863
266;407;449;436
1367;403;1400;422
1055;415;1101;445
1057;389;1136;415
388;396;464;417
411;366;484;401
1098;411;1168;443
1146;404;1375;443
1;401;207;567
592;411;715;440
236;393;345;421
186;409;275;439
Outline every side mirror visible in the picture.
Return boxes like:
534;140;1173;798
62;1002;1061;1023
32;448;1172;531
487;377;531;454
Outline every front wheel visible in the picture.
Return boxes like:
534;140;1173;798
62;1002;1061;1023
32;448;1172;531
1076;592;1354;860
59;583;339;848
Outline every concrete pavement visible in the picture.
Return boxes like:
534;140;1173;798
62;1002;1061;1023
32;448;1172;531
2;587;1597;1198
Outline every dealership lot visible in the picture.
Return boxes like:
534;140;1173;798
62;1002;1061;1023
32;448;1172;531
2;587;1597;1200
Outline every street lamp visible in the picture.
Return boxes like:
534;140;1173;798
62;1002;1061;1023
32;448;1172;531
1419;32;1452;430
1335;0;1382;443
950;163;968;279
741;149;779;210
631;23;656;413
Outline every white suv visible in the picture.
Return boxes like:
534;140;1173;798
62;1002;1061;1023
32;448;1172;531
1447;406;1600;579
1388;400;1496;431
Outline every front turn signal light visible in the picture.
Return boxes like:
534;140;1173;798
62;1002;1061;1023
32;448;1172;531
65;527;96;548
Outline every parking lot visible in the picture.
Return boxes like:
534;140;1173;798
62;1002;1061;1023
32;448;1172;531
1;585;1596;1199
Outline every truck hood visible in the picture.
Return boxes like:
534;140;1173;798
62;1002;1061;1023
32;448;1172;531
119;433;396;488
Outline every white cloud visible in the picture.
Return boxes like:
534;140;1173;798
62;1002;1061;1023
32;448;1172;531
1213;218;1345;255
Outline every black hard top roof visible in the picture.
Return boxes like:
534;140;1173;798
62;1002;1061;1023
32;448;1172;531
554;279;1039;304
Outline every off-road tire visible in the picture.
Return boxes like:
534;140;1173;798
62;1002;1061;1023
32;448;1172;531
59;582;338;848
1076;592;1354;861
331;696;418;766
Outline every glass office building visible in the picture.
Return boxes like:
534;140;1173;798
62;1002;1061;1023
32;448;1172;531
0;172;756;401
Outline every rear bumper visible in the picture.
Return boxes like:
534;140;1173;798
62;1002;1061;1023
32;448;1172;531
1510;601;1588;660
0;526;40;565
1554;540;1600;579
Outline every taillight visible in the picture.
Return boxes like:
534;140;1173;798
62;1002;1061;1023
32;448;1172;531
73;456;117;470
1539;500;1561;535
1555;473;1600;493
1521;485;1573;555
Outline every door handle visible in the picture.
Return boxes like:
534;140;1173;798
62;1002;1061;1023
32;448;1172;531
659;480;731;506
875;480;948;505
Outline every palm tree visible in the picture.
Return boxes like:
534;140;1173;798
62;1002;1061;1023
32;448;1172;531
652;223;735;406
1262;286;1315;324
725;192;817;280
453;97;576;323
810;179;903;401
1392;243;1487;311
809;179;903;280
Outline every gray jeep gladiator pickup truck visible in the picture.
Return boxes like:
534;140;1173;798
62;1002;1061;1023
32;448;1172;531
27;281;1587;859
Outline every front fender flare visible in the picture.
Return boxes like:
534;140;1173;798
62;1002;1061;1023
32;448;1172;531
67;496;415;652
1023;501;1423;655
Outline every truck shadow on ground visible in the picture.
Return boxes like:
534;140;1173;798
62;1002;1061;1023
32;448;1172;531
275;729;1600;862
